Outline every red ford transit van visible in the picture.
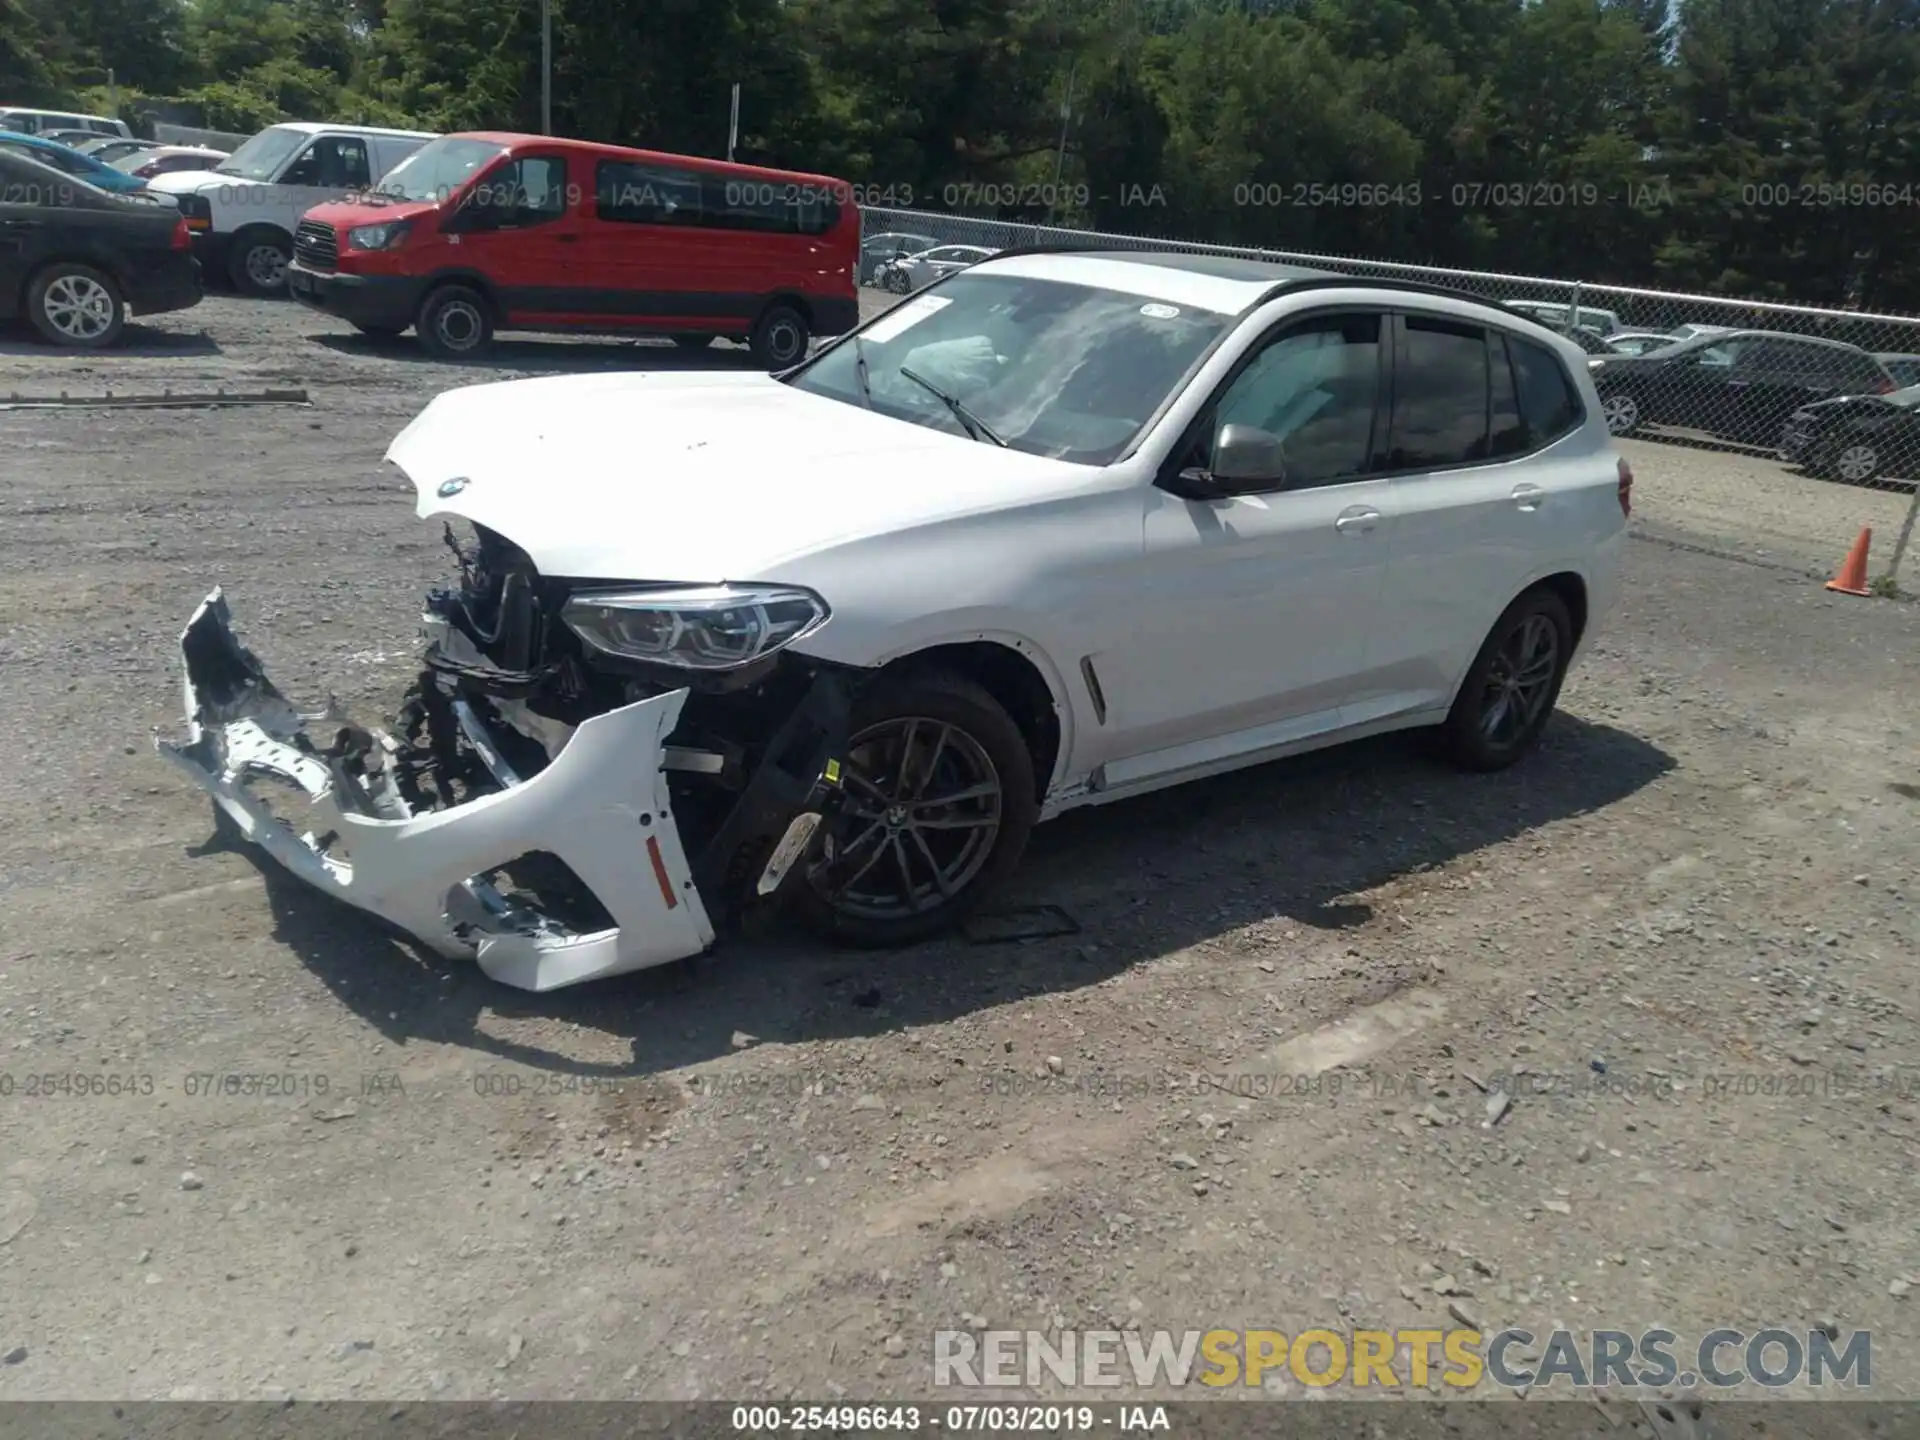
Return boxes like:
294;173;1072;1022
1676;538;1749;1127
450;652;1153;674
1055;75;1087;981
287;132;861;367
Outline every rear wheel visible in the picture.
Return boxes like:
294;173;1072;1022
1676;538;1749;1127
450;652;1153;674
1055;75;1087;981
748;303;809;370
1826;437;1884;483
885;267;912;294
26;262;125;348
1440;588;1573;772
791;672;1038;948
416;285;494;359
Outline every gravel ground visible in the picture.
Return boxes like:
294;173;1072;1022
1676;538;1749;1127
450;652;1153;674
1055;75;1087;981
1;294;1917;1410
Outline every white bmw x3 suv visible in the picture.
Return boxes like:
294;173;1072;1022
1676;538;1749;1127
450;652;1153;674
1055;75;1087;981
159;247;1631;992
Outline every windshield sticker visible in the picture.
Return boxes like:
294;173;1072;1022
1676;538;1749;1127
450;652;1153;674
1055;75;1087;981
1139;303;1181;319
861;294;954;344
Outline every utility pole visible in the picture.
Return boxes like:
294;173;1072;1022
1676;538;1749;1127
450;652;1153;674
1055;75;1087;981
540;0;552;135
728;83;741;161
1045;61;1076;226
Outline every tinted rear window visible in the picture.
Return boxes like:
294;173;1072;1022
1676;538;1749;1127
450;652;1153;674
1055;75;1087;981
1388;317;1490;468
1507;334;1582;446
595;159;841;235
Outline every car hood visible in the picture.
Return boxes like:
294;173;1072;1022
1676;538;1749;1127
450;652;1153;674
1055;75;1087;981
146;169;228;194
385;370;1096;581
303;196;440;230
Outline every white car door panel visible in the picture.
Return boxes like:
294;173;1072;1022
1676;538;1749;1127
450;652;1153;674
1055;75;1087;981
1371;316;1591;716
1091;309;1395;777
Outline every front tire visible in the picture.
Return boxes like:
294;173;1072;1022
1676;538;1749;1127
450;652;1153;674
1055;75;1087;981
1440;588;1574;772
748;303;810;370
416;284;494;359
885;267;912;294
792;672;1038;948
228;229;291;296
26;262;126;348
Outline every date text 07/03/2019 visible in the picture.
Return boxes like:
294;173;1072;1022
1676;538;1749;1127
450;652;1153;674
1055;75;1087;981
729;1405;1172;1432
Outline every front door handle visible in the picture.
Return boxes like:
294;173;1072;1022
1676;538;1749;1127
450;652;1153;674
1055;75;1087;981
1334;507;1380;534
1510;483;1544;511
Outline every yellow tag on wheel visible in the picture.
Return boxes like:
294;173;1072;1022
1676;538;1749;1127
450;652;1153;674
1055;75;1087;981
824;758;842;785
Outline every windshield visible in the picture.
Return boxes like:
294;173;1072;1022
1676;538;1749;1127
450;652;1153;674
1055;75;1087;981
215;125;310;180
788;272;1231;465
374;137;507;203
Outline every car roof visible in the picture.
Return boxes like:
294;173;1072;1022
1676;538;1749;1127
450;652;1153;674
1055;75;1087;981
264;121;438;139
445;131;847;186
1874;351;1920;362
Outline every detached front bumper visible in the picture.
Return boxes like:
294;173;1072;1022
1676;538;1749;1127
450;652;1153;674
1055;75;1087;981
154;589;715;992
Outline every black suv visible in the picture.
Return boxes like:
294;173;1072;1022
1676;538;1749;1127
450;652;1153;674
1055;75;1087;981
1588;330;1897;445
0;150;202;347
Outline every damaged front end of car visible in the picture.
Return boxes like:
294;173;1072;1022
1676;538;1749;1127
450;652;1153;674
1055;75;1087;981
155;523;855;992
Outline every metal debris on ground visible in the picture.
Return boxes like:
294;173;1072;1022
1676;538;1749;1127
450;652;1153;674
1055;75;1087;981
0;388;311;410
962;904;1082;944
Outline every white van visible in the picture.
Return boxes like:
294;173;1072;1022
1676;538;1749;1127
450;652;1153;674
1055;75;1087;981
0;107;133;138
148;121;436;295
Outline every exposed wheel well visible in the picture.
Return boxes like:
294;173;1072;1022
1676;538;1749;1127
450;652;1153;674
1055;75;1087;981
878;642;1061;796
423;274;503;323
1532;571;1588;648
21;254;126;310
230;222;291;248
759;293;812;330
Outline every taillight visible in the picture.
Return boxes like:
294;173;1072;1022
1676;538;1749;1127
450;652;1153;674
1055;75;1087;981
1873;376;1896;394
1617;455;1634;518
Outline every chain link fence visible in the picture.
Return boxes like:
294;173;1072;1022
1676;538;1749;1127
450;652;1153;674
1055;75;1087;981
858;207;1920;592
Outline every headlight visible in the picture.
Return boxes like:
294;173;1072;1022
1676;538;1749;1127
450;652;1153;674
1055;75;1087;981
347;220;412;251
562;584;829;671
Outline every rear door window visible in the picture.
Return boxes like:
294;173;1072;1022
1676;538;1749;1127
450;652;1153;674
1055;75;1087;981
1388;315;1491;468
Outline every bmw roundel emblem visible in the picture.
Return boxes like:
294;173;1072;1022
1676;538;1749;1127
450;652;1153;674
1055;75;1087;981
437;477;469;498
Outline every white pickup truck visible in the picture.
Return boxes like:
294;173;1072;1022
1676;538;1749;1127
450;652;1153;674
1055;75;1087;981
148;122;436;295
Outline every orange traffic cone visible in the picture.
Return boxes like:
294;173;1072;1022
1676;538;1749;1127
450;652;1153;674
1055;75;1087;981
1826;527;1874;596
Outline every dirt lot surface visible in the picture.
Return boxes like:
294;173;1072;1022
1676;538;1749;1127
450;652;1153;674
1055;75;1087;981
1;295;1918;1413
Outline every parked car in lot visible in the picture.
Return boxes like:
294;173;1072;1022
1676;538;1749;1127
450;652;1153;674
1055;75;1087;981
880;243;998;293
38;128;110;147
1503;299;1622;336
1605;330;1683;357
1589;329;1898;442
118;146;230;180
287;131;861;366
0;107;132;138
859;230;935;285
1875;353;1920;389
78;138;161;163
1548;323;1622;358
1780;383;1920;483
149;122;437;295
0;151;201;348
160;248;1626;992
0;129;158;198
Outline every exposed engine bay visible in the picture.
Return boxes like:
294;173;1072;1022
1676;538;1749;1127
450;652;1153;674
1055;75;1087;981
156;521;855;992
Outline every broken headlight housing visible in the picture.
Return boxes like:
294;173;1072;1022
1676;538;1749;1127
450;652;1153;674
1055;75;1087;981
561;584;829;672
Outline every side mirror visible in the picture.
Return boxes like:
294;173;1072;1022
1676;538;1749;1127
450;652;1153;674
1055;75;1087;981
1160;424;1289;501
1212;424;1290;487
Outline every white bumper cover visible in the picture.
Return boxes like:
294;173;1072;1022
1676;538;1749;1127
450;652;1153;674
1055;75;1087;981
154;588;715;991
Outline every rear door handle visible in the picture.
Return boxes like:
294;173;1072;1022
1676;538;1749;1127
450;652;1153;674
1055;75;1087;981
1510;483;1544;511
1334;507;1381;534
